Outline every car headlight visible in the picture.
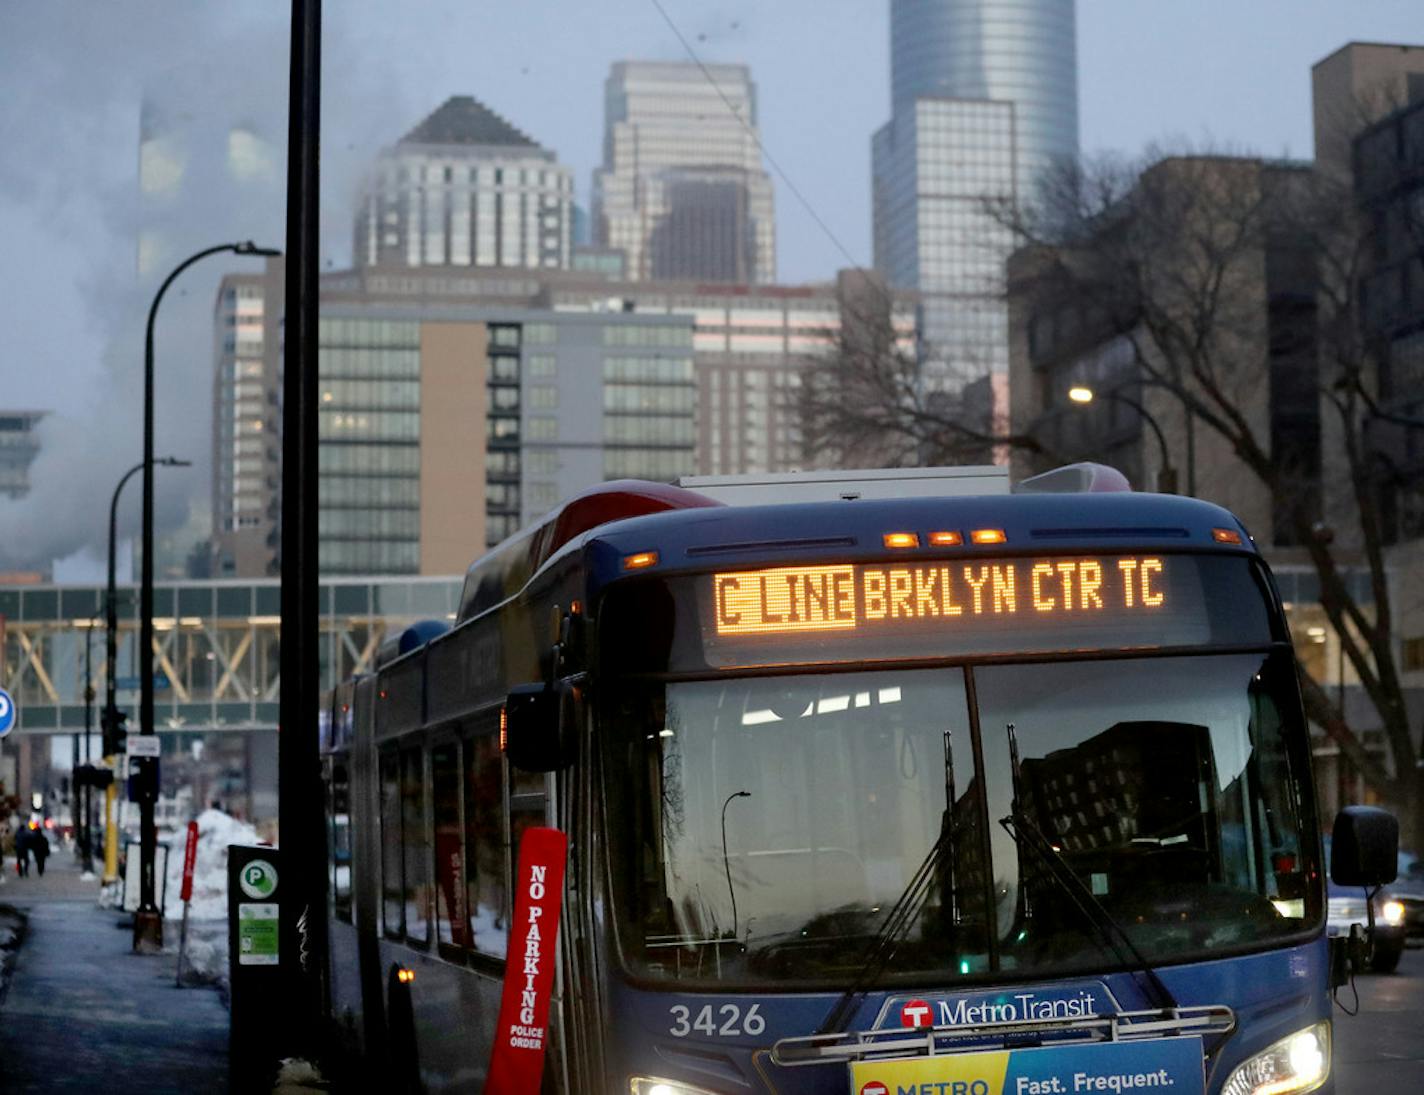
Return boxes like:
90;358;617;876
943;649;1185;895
1380;899;1405;926
629;1077;722;1095
1221;1021;1330;1095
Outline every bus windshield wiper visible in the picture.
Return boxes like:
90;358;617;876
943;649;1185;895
817;725;959;1035
1001;723;1177;1012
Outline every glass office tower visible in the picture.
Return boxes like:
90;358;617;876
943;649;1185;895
593;62;776;284
873;0;1078;403
890;0;1078;201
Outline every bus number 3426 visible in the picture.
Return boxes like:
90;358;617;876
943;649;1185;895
669;1003;766;1038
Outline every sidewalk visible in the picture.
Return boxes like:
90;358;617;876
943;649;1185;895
0;853;230;1093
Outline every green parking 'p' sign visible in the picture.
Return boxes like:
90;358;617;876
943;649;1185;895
239;859;278;900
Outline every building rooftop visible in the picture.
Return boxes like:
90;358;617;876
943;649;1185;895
399;95;539;148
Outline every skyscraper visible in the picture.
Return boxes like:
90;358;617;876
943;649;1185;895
0;411;46;500
890;0;1078;201
354;96;574;271
593;61;776;283
211;258;283;577
873;0;1078;399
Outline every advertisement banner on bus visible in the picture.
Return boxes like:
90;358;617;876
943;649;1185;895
849;1035;1205;1095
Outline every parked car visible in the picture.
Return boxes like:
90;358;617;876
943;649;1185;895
1392;850;1424;941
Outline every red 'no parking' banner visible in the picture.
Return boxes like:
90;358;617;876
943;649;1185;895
484;826;569;1095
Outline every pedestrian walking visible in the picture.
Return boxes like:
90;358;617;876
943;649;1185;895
29;823;49;877
14;825;31;877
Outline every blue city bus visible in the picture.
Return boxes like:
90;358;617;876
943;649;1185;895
320;471;1395;1094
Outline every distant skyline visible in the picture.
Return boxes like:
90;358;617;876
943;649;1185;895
0;1;1420;571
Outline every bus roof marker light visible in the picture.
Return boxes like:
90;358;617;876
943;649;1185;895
1212;528;1243;544
499;706;508;752
396;967;415;984
883;532;919;549
1068;386;1094;404
623;550;659;570
929;530;963;547
970;529;1007;545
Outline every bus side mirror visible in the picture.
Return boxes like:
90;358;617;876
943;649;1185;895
504;680;582;773
1331;805;1398;887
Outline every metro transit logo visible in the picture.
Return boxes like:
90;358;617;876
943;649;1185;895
900;998;934;1028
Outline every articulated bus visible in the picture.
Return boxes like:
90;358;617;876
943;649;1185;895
319;467;1396;1094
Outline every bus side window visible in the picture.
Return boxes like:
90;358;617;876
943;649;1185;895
380;749;403;938
322;758;335;907
432;741;467;950
402;747;432;946
464;727;507;957
509;767;548;891
332;756;352;922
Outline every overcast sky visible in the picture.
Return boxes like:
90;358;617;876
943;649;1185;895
1;1;1420;575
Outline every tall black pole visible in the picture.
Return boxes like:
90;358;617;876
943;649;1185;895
106;461;143;750
106;457;187;884
136;244;275;953
279;0;325;1051
106;459;143;885
82;624;94;874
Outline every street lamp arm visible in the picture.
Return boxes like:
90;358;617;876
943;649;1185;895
136;239;276;946
106;455;188;714
1102;391;1172;478
146;243;249;349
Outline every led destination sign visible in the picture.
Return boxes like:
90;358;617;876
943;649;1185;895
690;554;1264;668
714;557;1167;636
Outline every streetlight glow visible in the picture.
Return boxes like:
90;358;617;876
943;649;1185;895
1068;386;1095;404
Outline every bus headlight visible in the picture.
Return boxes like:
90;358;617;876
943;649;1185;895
1380;899;1406;926
629;1077;722;1095
1221;1021;1330;1095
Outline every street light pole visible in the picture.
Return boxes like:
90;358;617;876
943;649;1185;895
136;241;278;954
81;619;95;874
1068;385;1179;495
105;456;187;885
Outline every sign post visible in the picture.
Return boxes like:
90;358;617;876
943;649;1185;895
175;820;199;987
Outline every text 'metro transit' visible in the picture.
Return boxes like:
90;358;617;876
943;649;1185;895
713;557;1168;637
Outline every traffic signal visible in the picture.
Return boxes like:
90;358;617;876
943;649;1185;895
102;707;129;756
128;756;160;804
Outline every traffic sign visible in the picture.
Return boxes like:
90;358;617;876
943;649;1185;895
0;687;15;738
239;859;278;900
127;735;162;758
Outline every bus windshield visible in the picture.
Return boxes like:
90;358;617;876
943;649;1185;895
600;649;1319;989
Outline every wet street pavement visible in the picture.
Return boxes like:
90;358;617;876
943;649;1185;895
1332;943;1424;1093
0;851;1420;1093
0;852;230;1094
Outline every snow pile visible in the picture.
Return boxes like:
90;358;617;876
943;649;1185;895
273;1058;328;1092
163;808;263;920
175;920;230;988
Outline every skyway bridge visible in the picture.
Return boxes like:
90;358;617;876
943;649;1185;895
0;575;462;736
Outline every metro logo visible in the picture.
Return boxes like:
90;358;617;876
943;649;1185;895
860;1083;890;1095
900;998;934;1028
